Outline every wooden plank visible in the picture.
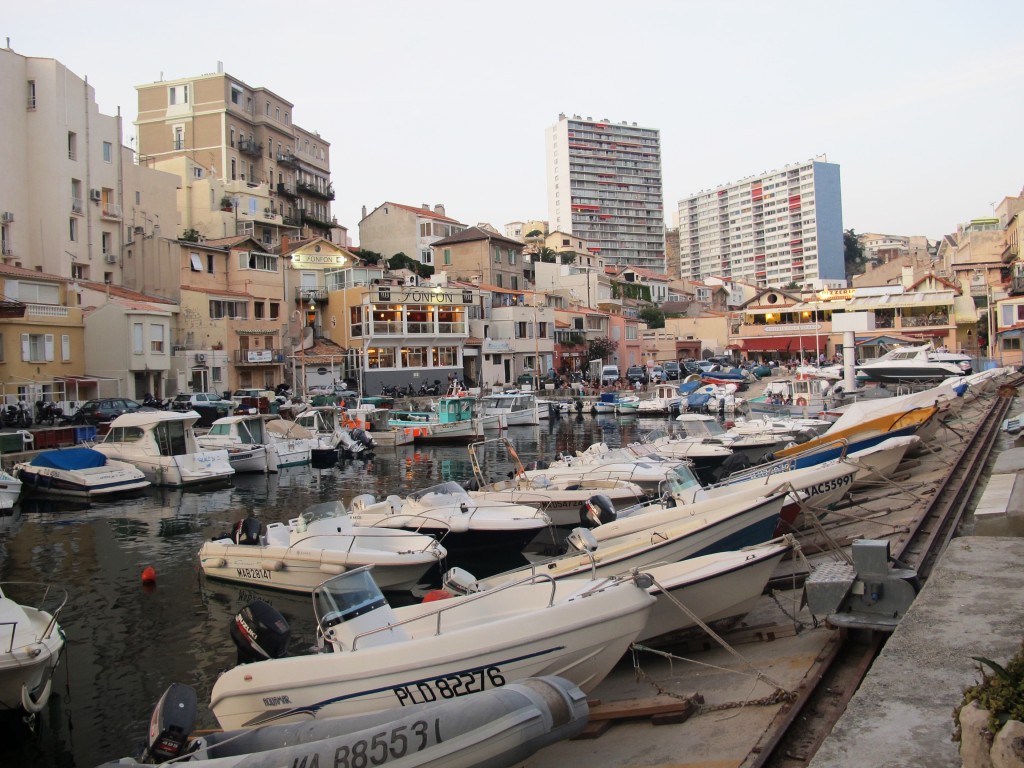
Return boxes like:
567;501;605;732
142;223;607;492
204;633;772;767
587;695;695;721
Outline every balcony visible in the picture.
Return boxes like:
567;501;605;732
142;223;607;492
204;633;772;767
300;211;334;230
234;348;285;365
282;215;301;227
101;202;122;220
238;139;264;157
297;180;335;201
296;287;328;302
276;183;298;199
27;303;70;318
277;152;299;168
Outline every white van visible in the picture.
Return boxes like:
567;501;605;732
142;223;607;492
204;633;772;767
600;365;620;386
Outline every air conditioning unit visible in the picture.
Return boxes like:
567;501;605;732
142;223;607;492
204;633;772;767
133;226;144;235
195;353;207;363
1;212;13;223
104;254;117;264
89;189;101;202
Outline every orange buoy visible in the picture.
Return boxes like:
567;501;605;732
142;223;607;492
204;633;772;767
422;589;453;603
141;566;157;584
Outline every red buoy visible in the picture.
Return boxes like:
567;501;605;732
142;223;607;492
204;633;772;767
141;566;157;584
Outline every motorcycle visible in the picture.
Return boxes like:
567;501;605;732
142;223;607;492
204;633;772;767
418;380;441;397
3;401;33;429
35;400;62;426
142;394;170;410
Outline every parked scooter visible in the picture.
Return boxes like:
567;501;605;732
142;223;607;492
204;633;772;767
35;400;63;426
142;394;171;410
3;401;33;428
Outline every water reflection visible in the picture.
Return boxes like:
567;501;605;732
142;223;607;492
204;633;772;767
0;415;655;767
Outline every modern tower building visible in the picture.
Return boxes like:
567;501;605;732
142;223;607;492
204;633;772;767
677;156;845;289
546;114;666;272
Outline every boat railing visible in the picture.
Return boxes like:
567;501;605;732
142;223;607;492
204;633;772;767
0;582;68;651
286;526;446;557
347;572;565;650
468;437;526;486
715;438;851;486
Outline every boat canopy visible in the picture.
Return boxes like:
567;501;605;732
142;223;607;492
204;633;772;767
30;447;108;470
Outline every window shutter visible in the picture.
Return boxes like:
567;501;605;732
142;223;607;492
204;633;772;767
44;334;55;361
21;333;29;361
62;335;71;361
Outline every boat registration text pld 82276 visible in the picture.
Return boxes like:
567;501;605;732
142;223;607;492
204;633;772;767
393;666;506;706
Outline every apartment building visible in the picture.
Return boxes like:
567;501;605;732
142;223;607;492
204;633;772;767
135;67;342;248
546;113;666;272
0;47;179;284
677;156;845;289
358;202;466;267
430;227;527;291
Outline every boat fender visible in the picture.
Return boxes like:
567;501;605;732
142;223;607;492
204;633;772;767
205;557;227;568
422;589;453;602
230;601;291;665
320;564;347;575
258;560;284;572
795;397;808;406
349;493;376;510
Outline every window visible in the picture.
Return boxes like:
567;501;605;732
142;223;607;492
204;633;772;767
174;127;184;151
510;276;519;290
443;248;451;266
421;250;432;265
230;158;236;180
212;367;222;383
496;273;503;288
101;232;111;255
9;281;59;304
150;324;165;353
515;322;532;339
69;218;78;241
1003;337;1021;351
67;131;77;160
254;302;265;319
432;346;457;366
103;142;112;163
61;335;70;362
508;249;517;265
209;299;248;320
190;253;202;272
230;86;242;105
270;302;280;320
239;252;279;272
368;347;396;368
207;254;214;274
400;347;428;367
626;326;638;340
27;80;35;110
493;246;501;263
21;333;54;362
133;323;144;354
168;84;188;105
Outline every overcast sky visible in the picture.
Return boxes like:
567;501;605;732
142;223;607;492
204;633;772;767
6;1;1023;243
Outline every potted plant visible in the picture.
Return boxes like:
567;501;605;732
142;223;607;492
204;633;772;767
220;195;234;212
954;642;1024;766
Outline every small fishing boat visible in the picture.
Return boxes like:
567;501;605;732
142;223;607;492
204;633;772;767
208;565;655;729
481;392;541;426
0;466;23;510
14;447;149;499
348;481;552;562
389;396;484;442
637;383;682;415
746;372;838;417
0;581;66;714
91;410;234;487
103;675;589;768
198;502;447;593
199;413;312;470
591;392;637;414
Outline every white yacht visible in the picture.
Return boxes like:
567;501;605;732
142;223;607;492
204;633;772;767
199;414;310;472
93;410;234;488
856;344;972;383
481;392;541;426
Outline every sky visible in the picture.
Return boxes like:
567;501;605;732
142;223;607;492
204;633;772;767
6;1;1024;243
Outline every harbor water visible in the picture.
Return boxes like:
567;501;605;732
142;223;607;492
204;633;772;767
0;414;661;768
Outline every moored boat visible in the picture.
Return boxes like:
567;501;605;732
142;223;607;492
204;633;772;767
0;581;66;714
389;396;484;442
14;447;149;499
0;466;23;510
481;392;541;426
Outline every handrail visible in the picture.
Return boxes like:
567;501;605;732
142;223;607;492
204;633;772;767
0;582;68;650
345;572;568;651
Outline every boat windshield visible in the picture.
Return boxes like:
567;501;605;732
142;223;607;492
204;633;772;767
314;566;386;628
639;429;669;444
409;481;470;504
300;500;349;524
678;418;725;438
665;465;702;497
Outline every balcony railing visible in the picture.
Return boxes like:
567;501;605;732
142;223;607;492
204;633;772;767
102;203;122;219
238;139;264;157
297;287;328;302
27;303;69;318
277;152;299;168
173;139;185;150
296;180;335;201
234;348;286;365
276;183;298;198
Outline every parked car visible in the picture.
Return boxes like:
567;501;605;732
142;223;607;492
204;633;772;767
67;397;142;425
682;361;703;375
662;361;681;380
625;366;649;384
170;392;236;413
650;365;666;383
600;365;620;386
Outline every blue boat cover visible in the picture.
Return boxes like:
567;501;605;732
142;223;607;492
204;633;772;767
687;393;712;407
30;447;108;470
678;381;703;395
599;392;618;403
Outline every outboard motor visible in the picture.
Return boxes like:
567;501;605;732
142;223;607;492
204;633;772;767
350;427;375;450
713;451;752;482
230;601;291;666
579;494;616;528
233;515;263;545
142;682;198;764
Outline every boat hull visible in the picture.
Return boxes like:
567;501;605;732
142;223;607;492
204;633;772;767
0;587;65;714
16;465;149;499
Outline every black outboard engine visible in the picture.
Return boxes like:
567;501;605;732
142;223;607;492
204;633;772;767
579;494;616;528
233;515;263;545
351;427;375;450
142;682;198;764
230;600;291;666
713;451;752;482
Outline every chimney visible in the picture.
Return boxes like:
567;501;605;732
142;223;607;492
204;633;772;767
422;203;430;210
281;234;290;255
434;204;445;217
361;205;367;220
901;261;914;289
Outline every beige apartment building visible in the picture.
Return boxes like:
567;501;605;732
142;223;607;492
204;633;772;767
0;47;179;285
431;227;528;291
358;202;466;268
135;68;342;249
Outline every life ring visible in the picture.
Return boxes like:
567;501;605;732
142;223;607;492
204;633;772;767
795;397;808;406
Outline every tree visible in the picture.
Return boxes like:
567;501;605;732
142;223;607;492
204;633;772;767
639;305;665;329
353;248;382;265
537;247;558;263
560;251;576;265
180;228;200;243
525;229;544;239
386;251;434;279
844;229;867;282
587;336;618;362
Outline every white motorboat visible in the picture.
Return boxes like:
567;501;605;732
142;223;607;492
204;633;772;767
551;438;733;487
389;396;485;442
856;343;972;383
637;383;682;415
0;467;23;510
0;581;66;714
105;676;588;767
293;405;375;460
198;503;446;593
14;447;149;499
523;447;694;494
481;392;541;426
671;414;799;463
208;565;655;729
199;413;317;472
92;410;234;488
746;372;838;417
348;481;552;562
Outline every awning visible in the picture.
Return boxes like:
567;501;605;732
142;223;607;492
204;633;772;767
739;337;799;353
953;295;980;323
